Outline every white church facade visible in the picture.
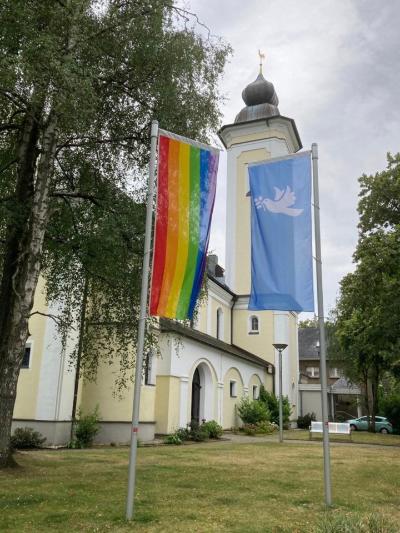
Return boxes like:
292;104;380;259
12;68;303;444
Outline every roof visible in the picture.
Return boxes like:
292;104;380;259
159;318;273;370
298;327;327;360
331;376;361;394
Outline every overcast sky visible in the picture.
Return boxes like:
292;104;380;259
183;0;400;316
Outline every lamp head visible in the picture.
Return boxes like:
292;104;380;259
273;343;288;352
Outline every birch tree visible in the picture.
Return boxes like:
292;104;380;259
0;0;229;467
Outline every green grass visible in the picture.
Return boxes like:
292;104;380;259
0;441;399;532
283;429;400;446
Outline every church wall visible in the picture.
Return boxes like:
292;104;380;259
154;375;180;434
13;277;48;419
231;307;275;362
223;367;244;429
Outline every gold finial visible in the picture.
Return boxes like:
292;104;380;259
258;49;265;74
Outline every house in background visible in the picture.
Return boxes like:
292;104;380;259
298;327;363;421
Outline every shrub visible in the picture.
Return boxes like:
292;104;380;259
71;406;100;448
242;421;276;436
237;397;270;425
297;412;316;429
259;386;292;427
243;423;258;436
190;426;209;442
380;393;400;434
201;420;223;439
10;427;46;449
256;420;277;434
175;427;191;441
164;434;182;445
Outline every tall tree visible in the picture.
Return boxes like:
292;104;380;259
0;0;230;467
331;154;400;430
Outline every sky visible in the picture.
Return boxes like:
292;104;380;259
181;0;400;316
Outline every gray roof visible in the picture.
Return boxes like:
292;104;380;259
298;327;327;360
160;318;273;370
235;72;280;124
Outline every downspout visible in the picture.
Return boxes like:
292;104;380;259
230;294;237;346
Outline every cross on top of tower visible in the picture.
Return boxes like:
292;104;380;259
258;50;265;74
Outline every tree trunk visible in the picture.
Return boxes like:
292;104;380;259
0;108;58;468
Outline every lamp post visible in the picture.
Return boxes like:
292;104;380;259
273;343;288;443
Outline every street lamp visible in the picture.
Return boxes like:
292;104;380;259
273;343;288;443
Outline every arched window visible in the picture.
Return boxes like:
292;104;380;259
249;315;259;334
216;307;224;340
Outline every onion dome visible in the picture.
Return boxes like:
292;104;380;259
235;72;280;124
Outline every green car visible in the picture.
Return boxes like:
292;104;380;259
346;416;393;434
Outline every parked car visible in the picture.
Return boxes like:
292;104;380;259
346;416;393;434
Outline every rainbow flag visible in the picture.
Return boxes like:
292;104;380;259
150;130;219;320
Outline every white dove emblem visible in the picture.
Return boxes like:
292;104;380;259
255;186;303;217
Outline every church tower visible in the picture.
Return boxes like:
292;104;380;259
218;58;301;415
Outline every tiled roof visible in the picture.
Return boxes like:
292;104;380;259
298;327;327;360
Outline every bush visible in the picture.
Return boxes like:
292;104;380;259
297;412;316;429
201;420;223;439
380;393;400;434
242;421;277;436
243;423;258;436
259;386;292;427
237;397;270;425
256;420;277;434
10;427;46;449
175;427;191;441
164;434;182;445
71;406;100;448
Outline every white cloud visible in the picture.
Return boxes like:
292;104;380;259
182;0;400;313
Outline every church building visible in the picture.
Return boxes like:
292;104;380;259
12;66;303;444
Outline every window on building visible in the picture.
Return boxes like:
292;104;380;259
252;385;259;400
329;367;340;379
230;380;237;398
249;315;259;334
216;307;224;340
306;366;319;378
21;346;31;369
144;351;154;385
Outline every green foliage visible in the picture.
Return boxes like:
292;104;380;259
259;386;292;427
237;397;270;425
71;406;100;448
380;393;400;434
164;434;182;445
330;153;400;423
165;420;222;445
201;420;223;439
297;412;316;429
10;427;46;449
242;421;276;436
298;317;318;328
0;0;231;390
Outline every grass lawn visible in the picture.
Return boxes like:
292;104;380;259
283;429;400;446
0;441;399;532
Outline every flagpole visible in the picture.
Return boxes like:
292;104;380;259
311;143;332;506
126;119;159;520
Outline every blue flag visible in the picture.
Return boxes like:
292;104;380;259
248;152;314;312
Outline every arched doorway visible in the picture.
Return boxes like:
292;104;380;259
191;368;201;424
190;362;214;424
